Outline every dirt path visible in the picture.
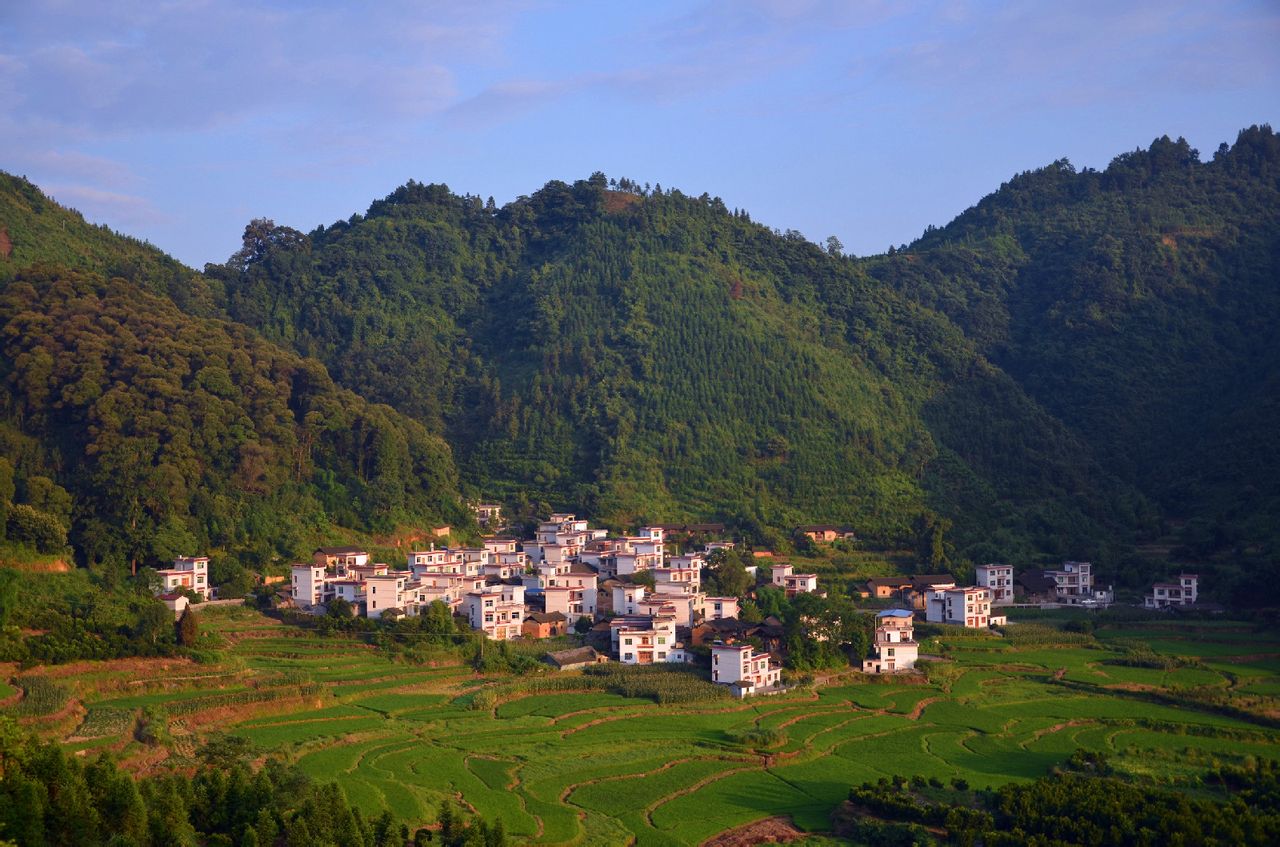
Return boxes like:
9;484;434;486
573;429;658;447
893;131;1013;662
701;816;807;847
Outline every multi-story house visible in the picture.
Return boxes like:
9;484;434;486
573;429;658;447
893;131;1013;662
464;584;525;640
612;583;647;616
711;642;781;697
156;556;211;600
1145;574;1199;608
291;563;328;607
862;609;918;673
611;615;685;664
904;575;957;611
1045;561;1093;602
926;587;992;628
365;573;408;619
704;596;739;621
770;564;819;597
975;564;1014;605
654;559;702;593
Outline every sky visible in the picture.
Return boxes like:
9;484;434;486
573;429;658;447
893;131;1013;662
2;0;1278;267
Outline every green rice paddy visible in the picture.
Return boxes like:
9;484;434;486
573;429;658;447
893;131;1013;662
19;604;1279;845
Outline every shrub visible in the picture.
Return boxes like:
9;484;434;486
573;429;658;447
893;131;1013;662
726;727;787;748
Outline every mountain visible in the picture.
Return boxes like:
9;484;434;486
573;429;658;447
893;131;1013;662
872;126;1280;578
204;179;1147;567
1;126;1276;595
0;172;222;316
0;183;466;573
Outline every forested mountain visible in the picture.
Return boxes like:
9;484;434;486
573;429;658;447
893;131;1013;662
0;264;464;573
1;125;1276;590
204;179;1146;566
873;126;1280;571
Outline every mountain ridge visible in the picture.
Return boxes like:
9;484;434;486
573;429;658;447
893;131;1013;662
1;125;1276;599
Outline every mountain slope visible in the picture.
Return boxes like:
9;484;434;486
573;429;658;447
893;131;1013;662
0;261;464;573
0;172;223;316
873;126;1280;564
206;177;1144;564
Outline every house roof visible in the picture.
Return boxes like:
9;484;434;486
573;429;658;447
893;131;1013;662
316;546;367;555
545;647;600;667
526;611;567;624
866;576;914;588
878;609;915;618
909;574;956;589
1017;570;1058;594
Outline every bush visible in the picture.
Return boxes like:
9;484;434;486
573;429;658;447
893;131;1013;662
726;727;787;748
6;504;68;553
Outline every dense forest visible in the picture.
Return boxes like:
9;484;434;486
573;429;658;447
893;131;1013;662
0;721;507;846
0;262;464;576
839;751;1280;845
0;126;1276;593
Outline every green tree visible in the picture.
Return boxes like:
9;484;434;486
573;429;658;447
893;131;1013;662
176;608;199;647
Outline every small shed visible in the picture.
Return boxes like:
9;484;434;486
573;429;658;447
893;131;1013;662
544;646;606;671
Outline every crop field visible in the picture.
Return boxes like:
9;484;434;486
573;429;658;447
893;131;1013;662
3;604;1278;845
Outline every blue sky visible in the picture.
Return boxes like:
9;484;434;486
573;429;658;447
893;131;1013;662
3;0;1278;267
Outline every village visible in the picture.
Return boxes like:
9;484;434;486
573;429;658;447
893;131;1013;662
147;508;1206;698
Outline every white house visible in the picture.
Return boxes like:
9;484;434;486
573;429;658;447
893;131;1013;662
464;584;525;639
365;573;408;619
704;596;739;621
863;609;918;673
611;615;686;664
155;556;211;600
543;565;598;623
1044;561;1093;603
770;563;819;597
1145;574;1199;609
926;586;992;628
975;564;1014;606
612;583;647;616
291;563;328;607
711;642;781;697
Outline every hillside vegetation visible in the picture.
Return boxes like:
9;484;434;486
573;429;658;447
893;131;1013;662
0;126;1276;591
0;265;463;574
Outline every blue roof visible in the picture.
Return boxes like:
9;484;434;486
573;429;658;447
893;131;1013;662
878;609;914;618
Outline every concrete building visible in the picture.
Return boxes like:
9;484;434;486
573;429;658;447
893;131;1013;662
1145;574;1199;608
365;573;408;619
975;564;1014;606
711;642;781;697
926;587;992;628
155;556;211;600
863;609;918;673
464;584;525;640
770;563;819;597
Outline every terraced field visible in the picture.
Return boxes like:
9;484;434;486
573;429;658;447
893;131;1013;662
7;606;1278;845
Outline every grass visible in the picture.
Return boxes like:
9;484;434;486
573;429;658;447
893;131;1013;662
19;604;1280;846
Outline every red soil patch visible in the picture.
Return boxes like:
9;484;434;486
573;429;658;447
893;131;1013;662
702;815;806;846
2;558;71;573
37;656;199;681
0;227;11;259
602;191;641;214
